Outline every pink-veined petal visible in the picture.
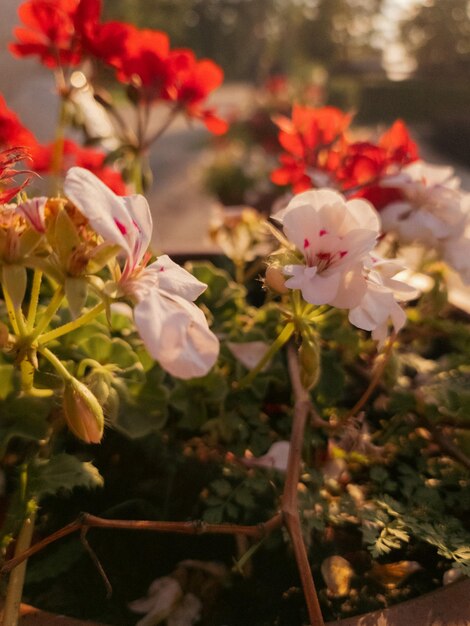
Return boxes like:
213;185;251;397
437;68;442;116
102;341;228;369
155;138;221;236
17;196;47;232
64;167;148;260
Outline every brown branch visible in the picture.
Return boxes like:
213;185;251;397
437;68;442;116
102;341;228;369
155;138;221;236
345;332;397;420
283;342;325;626
410;392;470;471
80;527;113;599
1;514;282;575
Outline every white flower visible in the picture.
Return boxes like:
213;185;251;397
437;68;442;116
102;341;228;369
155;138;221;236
347;257;418;347
64;167;219;379
273;189;416;344
276;189;380;306
381;161;469;245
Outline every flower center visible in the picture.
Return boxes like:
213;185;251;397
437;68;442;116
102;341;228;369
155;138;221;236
303;231;347;272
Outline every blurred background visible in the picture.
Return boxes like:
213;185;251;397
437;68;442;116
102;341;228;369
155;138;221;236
1;0;469;251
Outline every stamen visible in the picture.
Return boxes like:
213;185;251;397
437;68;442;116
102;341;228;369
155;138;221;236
303;238;310;249
319;229;328;236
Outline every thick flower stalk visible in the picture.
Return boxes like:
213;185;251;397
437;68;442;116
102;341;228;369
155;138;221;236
63;166;219;378
270;189;416;344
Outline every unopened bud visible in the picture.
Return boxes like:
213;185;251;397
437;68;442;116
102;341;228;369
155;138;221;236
63;378;104;443
265;266;288;294
299;335;320;391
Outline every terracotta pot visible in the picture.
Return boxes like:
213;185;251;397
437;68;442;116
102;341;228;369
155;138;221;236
11;578;470;625
5;603;107;625
327;577;470;626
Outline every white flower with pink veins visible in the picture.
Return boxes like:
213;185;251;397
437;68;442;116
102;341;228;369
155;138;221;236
276;189;380;306
275;189;416;344
380;160;469;245
64;167;219;379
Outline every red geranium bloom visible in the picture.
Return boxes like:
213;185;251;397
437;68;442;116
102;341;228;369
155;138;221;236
271;105;352;191
379;119;418;168
31;139;126;194
0;95;39;150
10;0;82;68
105;25;172;100
166;50;227;134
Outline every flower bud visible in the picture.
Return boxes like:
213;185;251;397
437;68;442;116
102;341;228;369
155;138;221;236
299;335;320;391
265;265;288;294
63;377;104;444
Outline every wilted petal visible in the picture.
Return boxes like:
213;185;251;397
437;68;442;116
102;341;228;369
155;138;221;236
227;340;270;370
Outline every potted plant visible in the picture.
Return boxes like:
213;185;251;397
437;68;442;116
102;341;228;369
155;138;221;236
0;2;469;625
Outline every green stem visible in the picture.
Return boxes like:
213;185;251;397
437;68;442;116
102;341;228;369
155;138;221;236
19;360;35;394
50;97;68;193
2;286;20;336
234;261;245;285
131;156;144;195
2;462;37;626
238;322;295;388
38;346;73;381
29;289;64;343
38;301;105;346
26;270;43;331
2;506;36;626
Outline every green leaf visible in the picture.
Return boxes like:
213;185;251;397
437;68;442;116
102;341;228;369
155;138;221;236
28;454;103;499
0;396;50;454
26;539;86;584
211;479;232;498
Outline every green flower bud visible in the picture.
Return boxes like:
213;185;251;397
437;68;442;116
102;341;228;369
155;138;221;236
299;335;320;391
63;377;104;444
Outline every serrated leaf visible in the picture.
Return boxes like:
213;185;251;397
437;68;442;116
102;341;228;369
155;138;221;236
28;454;103;499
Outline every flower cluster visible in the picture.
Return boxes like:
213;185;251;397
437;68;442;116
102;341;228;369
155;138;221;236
378;161;470;284
63;167;219;378
0;155;219;441
270;103;470;295
271;105;418;200
268;189;417;345
10;0;227;134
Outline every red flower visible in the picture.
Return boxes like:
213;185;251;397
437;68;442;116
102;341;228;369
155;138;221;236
379;119;418;168
31;140;126;194
168;52;227;134
105;25;172;100
271;105;352;190
0;95;39;151
10;0;82;68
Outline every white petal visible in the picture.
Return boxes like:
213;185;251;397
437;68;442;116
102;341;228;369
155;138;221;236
346;197;381;232
64;167;151;267
282;203;320;254
122;194;153;263
299;271;342;305
330;267;367;309
148;256;207;301
134;292;219;379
